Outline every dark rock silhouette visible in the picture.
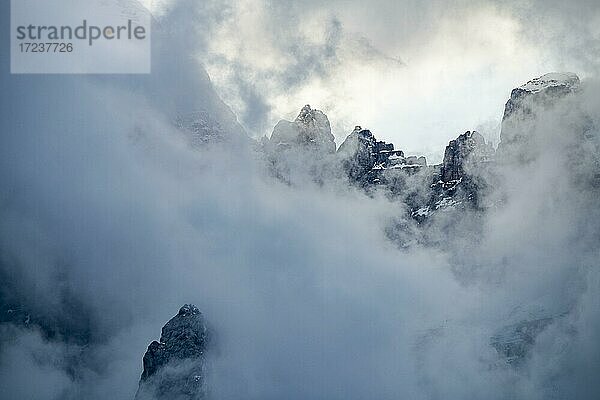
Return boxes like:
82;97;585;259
136;305;208;400
338;126;405;185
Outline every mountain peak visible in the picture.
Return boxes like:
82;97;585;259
499;72;581;163
296;104;316;122
178;304;201;317
518;72;580;94
270;105;336;153
136;305;208;400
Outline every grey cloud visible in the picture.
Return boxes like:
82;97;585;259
499;0;600;75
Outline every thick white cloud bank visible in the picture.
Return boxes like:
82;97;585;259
1;1;600;400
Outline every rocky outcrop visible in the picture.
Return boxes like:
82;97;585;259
498;73;580;163
270;105;336;153
408;131;495;220
337;125;429;187
265;72;580;221
502;73;580;121
427;131;495;211
338;126;403;185
440;131;494;183
136;305;208;400
264;105;337;183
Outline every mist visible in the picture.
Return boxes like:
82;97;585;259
1;1;600;400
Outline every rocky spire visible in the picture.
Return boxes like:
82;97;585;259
441;131;494;183
270;105;336;153
136;305;208;400
337;126;406;185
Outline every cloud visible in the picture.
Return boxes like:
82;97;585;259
188;0;597;163
184;0;599;164
1;1;600;399
0;327;73;400
501;0;600;76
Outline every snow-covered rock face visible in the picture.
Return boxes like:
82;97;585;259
498;72;581;163
136;305;208;400
270;105;336;153
503;72;580;121
517;72;580;94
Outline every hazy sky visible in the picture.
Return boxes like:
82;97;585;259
147;0;600;163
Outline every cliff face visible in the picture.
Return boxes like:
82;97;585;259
426;130;496;214
337;126;404;185
335;126;495;218
136;305;208;400
497;72;581;164
440;131;494;183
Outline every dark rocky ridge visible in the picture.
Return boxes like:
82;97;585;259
338;126;405;186
136;304;208;400
266;101;499;219
335;125;494;219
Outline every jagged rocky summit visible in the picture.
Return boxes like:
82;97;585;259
335;124;494;217
424;130;496;216
136;305;208;400
262;73;583;366
264;105;338;183
440;131;494;183
268;72;581;222
270;104;336;153
338;126;426;186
